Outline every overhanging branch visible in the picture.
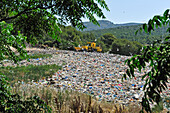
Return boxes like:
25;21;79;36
0;5;55;22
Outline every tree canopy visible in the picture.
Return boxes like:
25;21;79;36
95;33;142;54
1;0;109;30
0;0;109;62
88;23;169;44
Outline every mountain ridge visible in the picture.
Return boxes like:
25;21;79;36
82;20;143;31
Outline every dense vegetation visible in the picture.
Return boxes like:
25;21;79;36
88;23;169;44
82;20;142;31
38;25;143;56
96;33;143;55
83;20;115;31
1;0;109;62
37;25;96;50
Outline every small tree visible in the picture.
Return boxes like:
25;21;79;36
101;33;117;48
110;39;142;56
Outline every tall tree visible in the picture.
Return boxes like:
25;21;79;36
0;0;109;62
100;33;117;51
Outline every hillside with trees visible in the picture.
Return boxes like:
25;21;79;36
96;33;142;55
37;25;96;50
86;23;169;44
82;20;142;31
37;25;142;56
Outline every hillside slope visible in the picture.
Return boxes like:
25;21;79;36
82;20;142;31
86;24;168;44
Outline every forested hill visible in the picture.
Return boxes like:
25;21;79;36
82;20;142;31
85;24;169;44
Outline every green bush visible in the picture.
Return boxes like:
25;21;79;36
44;41;53;47
99;33;117;50
110;39;142;56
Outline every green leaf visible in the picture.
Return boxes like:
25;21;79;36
130;65;134;77
128;59;132;66
165;36;170;41
166;27;170;33
125;59;129;64
155;19;161;27
163;9;169;20
143;24;148;33
135;29;139;35
148;72;152;80
140;27;142;32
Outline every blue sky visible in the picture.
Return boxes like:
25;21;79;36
83;0;170;24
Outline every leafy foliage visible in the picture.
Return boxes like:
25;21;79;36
0;74;52;113
0;21;28;63
88;23;169;44
1;0;109;41
124;9;170;112
38;25;97;50
1;0;110;58
100;33;117;48
136;9;170;34
110;39;142;56
96;33;142;54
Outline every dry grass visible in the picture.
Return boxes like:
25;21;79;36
11;83;143;113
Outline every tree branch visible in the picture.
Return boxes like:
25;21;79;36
0;5;55;22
